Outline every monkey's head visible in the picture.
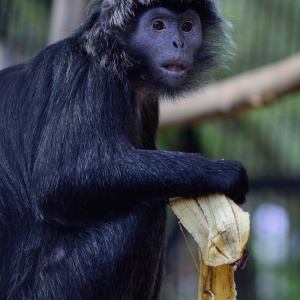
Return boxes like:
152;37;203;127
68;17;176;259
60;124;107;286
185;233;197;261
81;0;232;97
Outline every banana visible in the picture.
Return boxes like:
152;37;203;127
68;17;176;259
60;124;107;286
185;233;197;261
169;195;250;300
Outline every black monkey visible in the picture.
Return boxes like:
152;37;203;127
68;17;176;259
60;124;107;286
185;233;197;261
0;0;248;299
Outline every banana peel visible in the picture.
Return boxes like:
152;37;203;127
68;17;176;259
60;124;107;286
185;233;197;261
169;195;250;300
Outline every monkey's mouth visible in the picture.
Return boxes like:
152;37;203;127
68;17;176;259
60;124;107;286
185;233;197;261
161;63;188;73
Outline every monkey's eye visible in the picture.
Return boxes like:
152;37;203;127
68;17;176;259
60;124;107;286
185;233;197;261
152;20;166;31
182;22;193;32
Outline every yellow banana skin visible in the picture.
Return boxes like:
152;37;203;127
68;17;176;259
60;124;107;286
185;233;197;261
170;195;250;300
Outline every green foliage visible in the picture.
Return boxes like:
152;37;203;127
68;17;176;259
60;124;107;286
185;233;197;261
220;0;300;73
1;0;51;58
199;93;300;178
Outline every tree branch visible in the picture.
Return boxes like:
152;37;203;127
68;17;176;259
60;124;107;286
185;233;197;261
48;0;89;44
160;53;300;128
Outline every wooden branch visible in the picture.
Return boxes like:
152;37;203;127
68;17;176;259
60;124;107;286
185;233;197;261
48;0;89;44
160;53;300;128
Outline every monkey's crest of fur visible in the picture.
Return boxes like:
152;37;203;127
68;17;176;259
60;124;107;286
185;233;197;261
99;0;215;28
80;0;233;89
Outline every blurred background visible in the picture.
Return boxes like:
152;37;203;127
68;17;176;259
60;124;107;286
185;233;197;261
1;0;300;299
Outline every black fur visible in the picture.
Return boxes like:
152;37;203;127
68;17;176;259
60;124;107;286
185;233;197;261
0;0;248;299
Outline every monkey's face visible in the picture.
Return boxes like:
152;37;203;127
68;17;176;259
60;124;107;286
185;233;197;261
127;6;203;94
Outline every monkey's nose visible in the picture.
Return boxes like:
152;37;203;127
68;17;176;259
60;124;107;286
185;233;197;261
173;39;184;48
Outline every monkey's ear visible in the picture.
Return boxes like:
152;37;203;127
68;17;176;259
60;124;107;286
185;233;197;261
100;0;117;29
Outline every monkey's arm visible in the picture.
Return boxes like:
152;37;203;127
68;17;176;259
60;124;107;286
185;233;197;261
32;145;248;223
118;148;248;204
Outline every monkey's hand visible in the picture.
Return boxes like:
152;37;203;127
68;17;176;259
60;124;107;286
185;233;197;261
209;160;249;205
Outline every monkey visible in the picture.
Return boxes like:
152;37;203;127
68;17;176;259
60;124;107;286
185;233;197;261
0;0;248;299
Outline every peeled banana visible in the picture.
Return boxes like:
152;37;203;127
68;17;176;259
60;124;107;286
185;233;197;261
169;194;250;300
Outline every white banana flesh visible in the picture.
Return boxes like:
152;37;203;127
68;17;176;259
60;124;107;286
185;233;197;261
170;194;250;300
